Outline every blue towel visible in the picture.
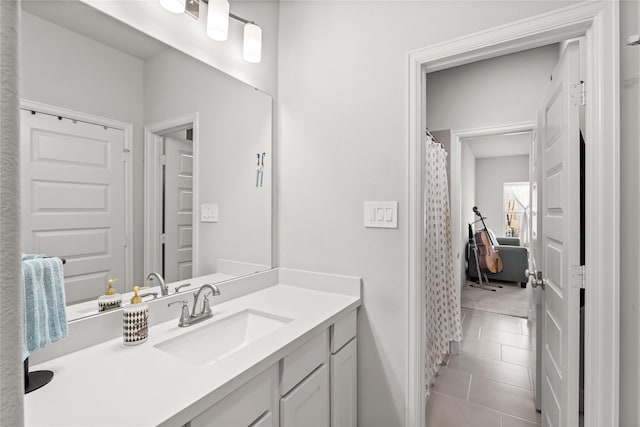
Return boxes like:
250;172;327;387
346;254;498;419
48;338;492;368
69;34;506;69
22;255;68;359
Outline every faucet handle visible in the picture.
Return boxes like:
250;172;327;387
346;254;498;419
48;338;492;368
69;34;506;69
201;292;214;316
174;283;191;293
139;291;158;300
168;300;191;327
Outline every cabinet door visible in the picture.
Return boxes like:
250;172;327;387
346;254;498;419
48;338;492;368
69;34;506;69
331;338;357;427
280;364;330;427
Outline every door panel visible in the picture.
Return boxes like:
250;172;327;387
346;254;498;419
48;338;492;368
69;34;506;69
164;136;193;283
20;110;126;304
537;41;581;427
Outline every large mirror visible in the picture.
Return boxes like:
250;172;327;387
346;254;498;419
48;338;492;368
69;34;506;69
19;1;272;321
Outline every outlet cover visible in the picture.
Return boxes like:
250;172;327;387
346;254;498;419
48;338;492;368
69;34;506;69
201;204;218;222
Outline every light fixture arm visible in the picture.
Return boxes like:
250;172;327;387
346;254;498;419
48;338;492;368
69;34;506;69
229;13;252;25
196;0;258;27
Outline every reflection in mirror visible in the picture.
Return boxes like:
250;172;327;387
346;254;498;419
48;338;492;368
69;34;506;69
19;1;272;321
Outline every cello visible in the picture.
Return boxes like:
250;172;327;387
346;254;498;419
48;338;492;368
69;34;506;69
472;207;503;274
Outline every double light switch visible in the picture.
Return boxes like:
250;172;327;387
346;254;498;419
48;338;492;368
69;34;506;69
364;201;398;228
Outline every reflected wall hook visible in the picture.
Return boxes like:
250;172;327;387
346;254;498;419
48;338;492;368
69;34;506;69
256;153;261;187
259;153;265;187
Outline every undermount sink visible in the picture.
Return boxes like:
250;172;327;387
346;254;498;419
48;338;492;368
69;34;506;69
154;309;292;367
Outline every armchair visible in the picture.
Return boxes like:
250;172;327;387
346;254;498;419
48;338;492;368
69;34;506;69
468;236;529;287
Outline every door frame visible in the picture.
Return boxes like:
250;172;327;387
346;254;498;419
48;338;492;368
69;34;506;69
143;113;199;279
407;2;619;427
20;99;135;287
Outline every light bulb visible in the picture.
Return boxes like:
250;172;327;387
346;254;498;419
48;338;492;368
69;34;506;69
160;0;186;14
243;23;262;63
207;0;230;41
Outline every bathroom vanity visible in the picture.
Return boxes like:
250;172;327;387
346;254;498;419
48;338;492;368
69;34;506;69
24;269;360;427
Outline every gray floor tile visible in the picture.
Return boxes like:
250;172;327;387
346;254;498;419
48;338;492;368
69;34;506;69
448;353;531;389
502;344;532;367
432;367;471;401
459;337;502;361
502;413;540;427
426;392;501;427
469;376;541;423
481;328;532;350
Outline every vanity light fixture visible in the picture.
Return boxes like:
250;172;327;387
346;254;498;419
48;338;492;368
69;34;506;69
160;0;262;63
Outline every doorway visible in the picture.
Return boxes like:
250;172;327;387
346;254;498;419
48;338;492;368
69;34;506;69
424;45;551;425
459;132;533;318
144;113;200;281
407;3;619;427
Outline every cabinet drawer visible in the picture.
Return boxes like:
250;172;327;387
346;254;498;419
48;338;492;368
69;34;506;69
190;364;278;427
280;364;330;427
331;310;357;354
280;329;329;395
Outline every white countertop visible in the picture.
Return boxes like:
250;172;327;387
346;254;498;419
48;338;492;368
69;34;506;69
25;283;360;427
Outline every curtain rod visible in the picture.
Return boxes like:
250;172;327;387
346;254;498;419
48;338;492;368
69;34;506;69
425;128;444;148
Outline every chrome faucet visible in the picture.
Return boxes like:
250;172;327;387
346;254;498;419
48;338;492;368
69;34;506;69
147;272;168;296
167;283;221;327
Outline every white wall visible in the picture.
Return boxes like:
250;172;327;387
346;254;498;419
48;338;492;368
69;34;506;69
81;0;279;96
277;2;579;425
618;1;639;425
144;49;272;274
426;44;559;131
461;142;477;283
19;11;146;285
475;155;530;235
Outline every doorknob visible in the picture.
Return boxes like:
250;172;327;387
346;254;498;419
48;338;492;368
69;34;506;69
525;269;545;289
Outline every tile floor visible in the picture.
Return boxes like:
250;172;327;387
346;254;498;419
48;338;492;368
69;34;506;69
426;307;540;427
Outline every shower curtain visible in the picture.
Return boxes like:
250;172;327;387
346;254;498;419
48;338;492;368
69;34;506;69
424;136;462;398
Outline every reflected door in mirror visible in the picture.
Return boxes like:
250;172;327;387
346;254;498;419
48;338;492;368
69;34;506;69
20;110;126;304
164;135;193;282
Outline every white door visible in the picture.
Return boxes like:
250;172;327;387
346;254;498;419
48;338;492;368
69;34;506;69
535;41;581;427
20;109;126;304
164;136;193;283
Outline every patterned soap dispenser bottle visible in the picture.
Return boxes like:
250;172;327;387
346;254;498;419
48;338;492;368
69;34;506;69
123;286;149;346
98;278;122;312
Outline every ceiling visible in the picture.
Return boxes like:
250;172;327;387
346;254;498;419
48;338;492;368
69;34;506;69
462;132;530;159
21;1;168;60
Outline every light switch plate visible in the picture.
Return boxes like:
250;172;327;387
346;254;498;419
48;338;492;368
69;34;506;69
364;201;398;228
201;203;218;222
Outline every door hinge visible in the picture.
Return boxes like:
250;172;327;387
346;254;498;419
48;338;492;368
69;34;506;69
160;155;167;166
570;265;586;289
571;81;586;107
160;233;166;244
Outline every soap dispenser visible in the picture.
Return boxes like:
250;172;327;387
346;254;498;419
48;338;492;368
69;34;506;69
123;286;149;346
98;278;122;312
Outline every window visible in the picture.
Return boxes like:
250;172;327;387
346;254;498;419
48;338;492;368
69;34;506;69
503;182;529;238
